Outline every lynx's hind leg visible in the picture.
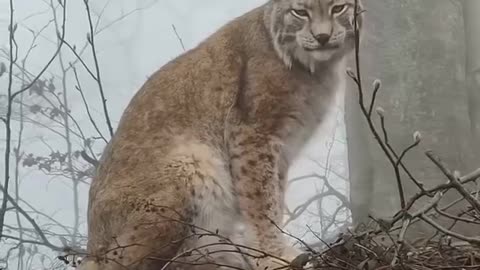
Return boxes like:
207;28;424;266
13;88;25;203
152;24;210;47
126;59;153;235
80;139;248;270
80;166;196;270
164;140;250;270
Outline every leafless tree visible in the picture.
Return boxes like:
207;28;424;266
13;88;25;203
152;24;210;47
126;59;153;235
0;0;158;268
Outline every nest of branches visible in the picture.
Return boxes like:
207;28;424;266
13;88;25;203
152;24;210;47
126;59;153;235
302;154;480;270
311;232;480;269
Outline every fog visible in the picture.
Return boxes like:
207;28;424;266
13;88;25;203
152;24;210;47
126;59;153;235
1;0;478;269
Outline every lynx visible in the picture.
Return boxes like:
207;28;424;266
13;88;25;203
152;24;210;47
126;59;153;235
79;0;361;269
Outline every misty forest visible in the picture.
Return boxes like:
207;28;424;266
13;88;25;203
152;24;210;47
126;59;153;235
0;0;479;270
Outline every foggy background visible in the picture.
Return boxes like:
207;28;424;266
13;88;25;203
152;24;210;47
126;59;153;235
1;0;479;269
0;1;348;269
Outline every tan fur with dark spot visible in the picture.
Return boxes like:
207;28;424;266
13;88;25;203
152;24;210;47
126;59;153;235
80;1;361;269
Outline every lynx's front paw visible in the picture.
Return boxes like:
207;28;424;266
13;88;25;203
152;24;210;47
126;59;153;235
282;246;304;262
289;253;313;270
283;247;312;270
254;247;310;270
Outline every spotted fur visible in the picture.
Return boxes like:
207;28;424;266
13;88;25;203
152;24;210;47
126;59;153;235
80;1;362;270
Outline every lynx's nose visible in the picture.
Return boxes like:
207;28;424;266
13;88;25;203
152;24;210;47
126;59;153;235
314;33;331;46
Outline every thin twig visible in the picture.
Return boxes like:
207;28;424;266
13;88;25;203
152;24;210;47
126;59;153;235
172;24;186;51
72;66;108;144
426;151;480;214
350;0;406;209
420;214;480;245
0;0;18;241
83;0;114;137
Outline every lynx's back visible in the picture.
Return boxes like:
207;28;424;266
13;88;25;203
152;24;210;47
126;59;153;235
82;1;359;269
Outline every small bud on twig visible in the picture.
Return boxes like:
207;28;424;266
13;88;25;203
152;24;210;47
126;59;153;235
86;33;92;44
373;79;382;90
346;67;356;78
413;131;422;143
0;62;6;77
8;23;18;34
453;170;461;180
376;106;385;117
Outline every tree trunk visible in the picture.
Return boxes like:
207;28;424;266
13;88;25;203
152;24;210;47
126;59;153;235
346;0;479;237
463;0;480;149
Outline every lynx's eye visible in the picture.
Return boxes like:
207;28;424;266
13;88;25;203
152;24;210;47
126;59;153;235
331;4;347;15
291;9;309;19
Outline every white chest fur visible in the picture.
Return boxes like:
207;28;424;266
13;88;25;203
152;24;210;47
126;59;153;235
283;65;346;163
